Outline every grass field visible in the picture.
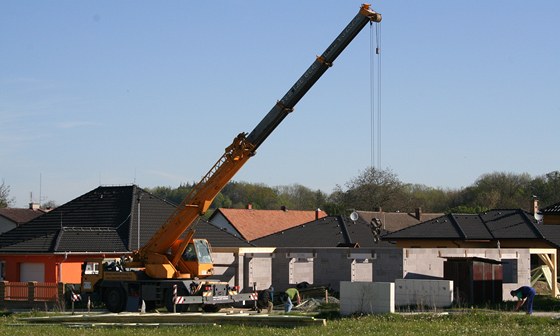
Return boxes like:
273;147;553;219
1;311;559;336
1;295;559;336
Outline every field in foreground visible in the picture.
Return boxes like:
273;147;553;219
1;312;560;336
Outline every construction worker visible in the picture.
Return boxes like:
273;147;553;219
283;287;301;313
257;286;274;313
510;286;536;315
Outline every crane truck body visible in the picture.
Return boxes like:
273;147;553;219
81;4;381;313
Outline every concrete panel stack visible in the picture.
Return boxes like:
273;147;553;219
340;281;394;315
395;279;453;308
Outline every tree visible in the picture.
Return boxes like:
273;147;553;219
459;172;532;210
41;200;58;210
0;179;14;208
530;171;560;208
336;167;405;212
275;184;327;210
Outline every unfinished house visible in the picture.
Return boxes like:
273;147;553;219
382;208;560;300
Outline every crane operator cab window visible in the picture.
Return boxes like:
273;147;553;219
182;239;213;264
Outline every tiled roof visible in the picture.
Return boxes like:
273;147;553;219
251;215;395;248
356;210;443;232
0;186;170;253
0;208;45;225
0;185;255;254
210;208;327;241
252;216;350;247
382;209;560;247
191;219;253;248
542;202;560;214
480;210;542;239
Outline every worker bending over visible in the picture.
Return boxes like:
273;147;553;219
510;286;536;315
283;287;301;313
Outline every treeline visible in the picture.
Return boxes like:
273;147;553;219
146;168;560;215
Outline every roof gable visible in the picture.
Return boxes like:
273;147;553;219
210;208;327;241
191;219;253;248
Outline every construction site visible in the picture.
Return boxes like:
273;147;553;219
1;2;560;334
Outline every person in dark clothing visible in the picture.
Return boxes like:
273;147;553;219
510;286;536;314
257;286;274;313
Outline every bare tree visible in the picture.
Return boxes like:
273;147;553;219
0;179;15;208
338;167;405;211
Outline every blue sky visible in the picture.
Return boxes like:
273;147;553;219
1;1;559;208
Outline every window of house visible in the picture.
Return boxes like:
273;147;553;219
502;259;518;283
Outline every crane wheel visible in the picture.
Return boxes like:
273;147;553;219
104;287;126;313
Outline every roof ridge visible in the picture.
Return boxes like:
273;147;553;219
449;215;468;239
519;209;545;239
476;213;496;239
338;216;352;245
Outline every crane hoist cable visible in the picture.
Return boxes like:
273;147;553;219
370;21;382;169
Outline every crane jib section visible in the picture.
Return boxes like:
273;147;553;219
247;4;382;150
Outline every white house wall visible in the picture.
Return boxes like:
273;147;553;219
208;213;242;238
0;217;15;234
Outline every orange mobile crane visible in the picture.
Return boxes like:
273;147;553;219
81;4;381;313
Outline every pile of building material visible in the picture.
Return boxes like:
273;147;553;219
19;312;327;328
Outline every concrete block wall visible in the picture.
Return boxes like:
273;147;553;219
403;248;444;279
269;248;403;292
403;248;532;301
313;250;352;291
212;252;238;285
395;279;453;308
244;256;272;291
374;249;404;282
289;258;314;285
340;281;394;315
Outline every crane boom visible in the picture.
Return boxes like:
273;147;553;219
136;4;382;279
248;4;382;149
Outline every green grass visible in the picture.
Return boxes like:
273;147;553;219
1;311;559;336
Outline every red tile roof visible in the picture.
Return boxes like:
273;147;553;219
214;208;327;241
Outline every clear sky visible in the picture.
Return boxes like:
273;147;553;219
1;1;559;208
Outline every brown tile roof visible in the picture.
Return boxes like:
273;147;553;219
211;208;327;241
0;208;45;226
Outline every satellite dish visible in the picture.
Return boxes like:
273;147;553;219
534;212;543;222
349;211;359;222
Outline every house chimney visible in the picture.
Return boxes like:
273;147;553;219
532;197;539;214
315;208;321;220
29;202;40;210
247;203;252;210
415;207;422;221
